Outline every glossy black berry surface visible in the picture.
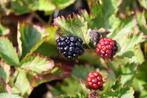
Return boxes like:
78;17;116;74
56;36;84;59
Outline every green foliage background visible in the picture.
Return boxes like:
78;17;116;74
0;0;147;98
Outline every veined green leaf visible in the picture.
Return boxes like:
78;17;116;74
129;45;145;64
121;88;134;98
90;0;119;29
19;23;42;58
21;55;54;74
108;18;145;64
54;11;90;44
0;37;20;66
101;87;134;98
14;70;31;95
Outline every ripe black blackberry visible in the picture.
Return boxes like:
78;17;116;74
96;38;117;58
56;35;84;59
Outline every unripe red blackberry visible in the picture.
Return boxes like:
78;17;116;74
96;38;117;58
56;35;84;59
86;71;104;90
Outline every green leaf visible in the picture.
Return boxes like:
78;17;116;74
52;0;75;9
0;68;7;81
11;0;33;14
0;24;9;36
21;55;54;74
102;87;134;98
0;93;23;98
11;0;55;14
14;70;31;95
11;0;75;15
72;65;94;80
136;11;147;34
54;12;90;44
36;0;55;12
121;88;134;98
51;77;85;97
130;45;144;64
120;71;135;86
110;57;130;72
90;0;119;29
102;68;116;94
19;23;42;57
79;49;101;65
139;0;147;9
118;32;144;64
0;63;10;82
132;78;146;93
109;19;144;54
137;61;147;82
0;37;20;66
35;42;58;57
35;26;58;57
46;26;57;45
108;17;145;64
59;93;86;98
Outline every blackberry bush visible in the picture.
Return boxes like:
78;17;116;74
56;36;84;59
96;38;118;58
0;0;146;98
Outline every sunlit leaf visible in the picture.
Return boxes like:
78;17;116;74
21;55;54;74
102;87;134;98
139;0;147;9
14;70;31;95
0;37;20;66
35;26;58;57
54;11;90;44
0;24;9;36
52;0;75;9
37;0;55;12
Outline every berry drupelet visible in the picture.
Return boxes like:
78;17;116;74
86;71;104;90
56;35;84;59
96;38;117;58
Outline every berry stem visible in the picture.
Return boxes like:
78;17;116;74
103;59;116;79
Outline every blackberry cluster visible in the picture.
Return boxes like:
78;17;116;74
96;38;117;58
86;71;104;90
56;36;84;59
89;30;101;46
